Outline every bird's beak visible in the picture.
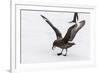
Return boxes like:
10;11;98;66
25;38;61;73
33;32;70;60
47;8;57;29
52;46;55;50
73;43;75;45
52;46;54;50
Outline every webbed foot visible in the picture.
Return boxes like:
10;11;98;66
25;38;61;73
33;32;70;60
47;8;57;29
63;54;67;56
57;53;62;56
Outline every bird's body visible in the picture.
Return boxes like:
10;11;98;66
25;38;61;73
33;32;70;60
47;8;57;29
53;37;74;49
40;13;85;56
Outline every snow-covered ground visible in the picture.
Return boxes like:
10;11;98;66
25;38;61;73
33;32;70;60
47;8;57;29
21;10;90;64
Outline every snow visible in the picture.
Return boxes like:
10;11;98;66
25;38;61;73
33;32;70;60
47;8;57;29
21;10;90;64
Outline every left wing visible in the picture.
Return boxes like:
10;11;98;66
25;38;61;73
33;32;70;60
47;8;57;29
41;15;62;39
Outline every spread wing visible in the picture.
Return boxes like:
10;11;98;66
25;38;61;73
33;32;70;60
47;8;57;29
69;12;79;23
41;15;62;39
62;20;85;43
72;12;79;23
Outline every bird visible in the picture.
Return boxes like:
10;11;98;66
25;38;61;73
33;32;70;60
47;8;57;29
69;12;78;23
40;14;85;56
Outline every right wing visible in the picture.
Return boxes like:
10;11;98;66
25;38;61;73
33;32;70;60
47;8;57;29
69;12;79;23
62;20;85;43
73;12;79;23
62;24;76;43
41;15;62;39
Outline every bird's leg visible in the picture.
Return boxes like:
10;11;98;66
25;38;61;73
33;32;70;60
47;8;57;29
63;49;67;56
57;49;63;56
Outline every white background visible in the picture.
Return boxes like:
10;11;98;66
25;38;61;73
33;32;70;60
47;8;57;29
0;0;100;73
21;10;90;63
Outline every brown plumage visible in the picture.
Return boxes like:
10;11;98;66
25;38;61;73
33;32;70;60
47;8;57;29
40;14;85;56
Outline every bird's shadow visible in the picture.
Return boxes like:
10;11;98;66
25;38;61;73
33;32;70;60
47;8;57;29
6;69;10;73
